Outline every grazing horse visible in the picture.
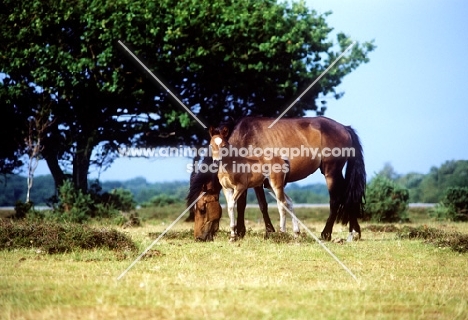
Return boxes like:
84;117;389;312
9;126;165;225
209;126;299;241
191;116;366;242
187;164;276;241
186;157;222;241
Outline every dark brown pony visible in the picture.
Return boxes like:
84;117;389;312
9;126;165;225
186;157;222;240
209;126;298;241
190;116;366;241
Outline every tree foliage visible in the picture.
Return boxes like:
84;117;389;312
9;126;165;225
395;160;468;203
1;0;375;192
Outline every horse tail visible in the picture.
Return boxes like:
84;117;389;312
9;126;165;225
338;126;366;224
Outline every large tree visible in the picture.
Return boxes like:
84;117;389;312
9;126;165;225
0;0;375;191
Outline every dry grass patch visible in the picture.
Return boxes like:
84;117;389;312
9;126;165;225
2;209;468;319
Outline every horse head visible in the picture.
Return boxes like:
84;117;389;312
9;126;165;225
209;126;229;161
193;178;222;241
187;156;222;241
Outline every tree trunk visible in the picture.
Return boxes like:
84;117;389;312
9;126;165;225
43;151;66;190
73;139;93;193
26;155;37;203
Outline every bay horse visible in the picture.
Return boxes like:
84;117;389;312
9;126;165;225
209;126;299;241
191;116;366;242
186;157;223;241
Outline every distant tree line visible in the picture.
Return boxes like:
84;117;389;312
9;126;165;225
377;160;468;203
1;160;466;207
0;175;189;207
0;174;328;207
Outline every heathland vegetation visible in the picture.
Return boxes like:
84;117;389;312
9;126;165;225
2;202;468;319
1;160;467;319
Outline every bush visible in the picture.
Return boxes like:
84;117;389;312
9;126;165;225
52;180;94;223
0;219;137;253
14;200;33;219
48;180;136;223
89;181;136;213
14;200;45;221
431;187;468;221
363;175;409;222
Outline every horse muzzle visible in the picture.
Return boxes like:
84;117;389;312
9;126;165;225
195;220;219;241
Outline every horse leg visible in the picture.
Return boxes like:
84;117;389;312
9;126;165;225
236;190;247;238
277;199;287;233
227;188;248;242
347;203;361;242
254;186;275;235
269;183;288;233
322;173;345;241
284;193;300;236
222;188;237;241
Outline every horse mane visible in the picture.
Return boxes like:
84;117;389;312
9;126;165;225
186;157;219;210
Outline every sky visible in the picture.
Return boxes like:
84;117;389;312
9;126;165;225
33;0;468;185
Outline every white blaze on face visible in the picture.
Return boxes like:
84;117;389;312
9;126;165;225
212;136;224;160
214;137;223;146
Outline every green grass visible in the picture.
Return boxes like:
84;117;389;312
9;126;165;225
1;207;468;319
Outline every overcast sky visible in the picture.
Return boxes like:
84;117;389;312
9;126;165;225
33;0;468;185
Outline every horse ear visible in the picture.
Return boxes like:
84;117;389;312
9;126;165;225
209;126;216;137
221;126;229;138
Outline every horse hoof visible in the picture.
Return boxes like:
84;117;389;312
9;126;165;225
321;233;332;241
264;231;274;239
293;231;301;238
235;226;246;238
347;232;360;242
229;236;237;242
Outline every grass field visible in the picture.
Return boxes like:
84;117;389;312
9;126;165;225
1;206;468;319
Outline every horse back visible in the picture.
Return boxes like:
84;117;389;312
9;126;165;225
228;116;351;149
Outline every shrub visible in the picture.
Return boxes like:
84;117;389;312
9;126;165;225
89;181;135;218
14;200;45;221
47;180;136;223
52;180;94;223
431;187;468;221
0;219;137;253
363;175;409;222
99;188;136;212
14;200;33;219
